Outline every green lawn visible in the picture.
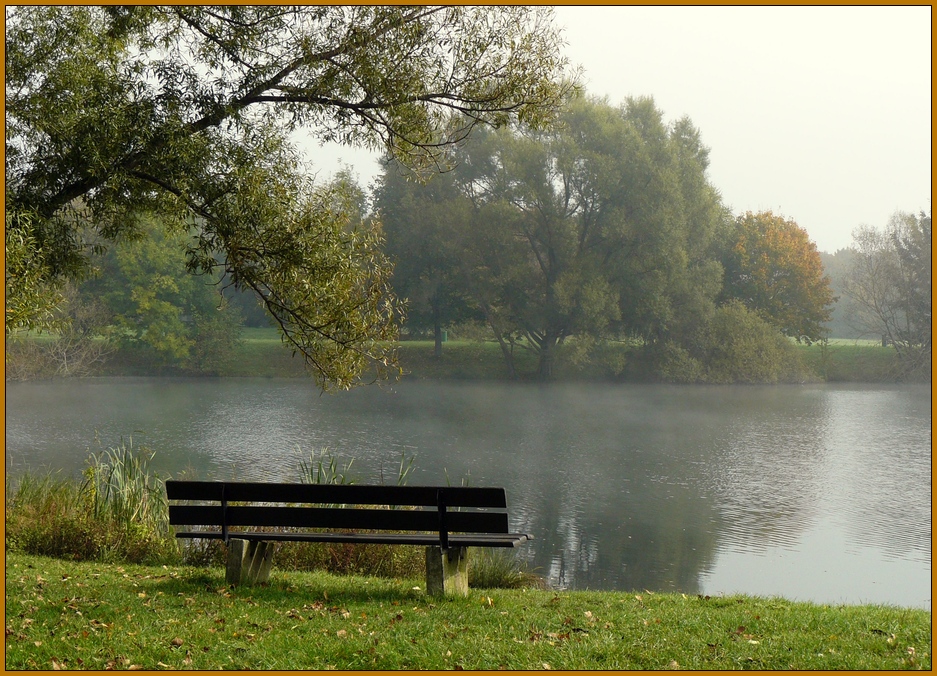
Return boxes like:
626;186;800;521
6;553;930;671
796;340;904;382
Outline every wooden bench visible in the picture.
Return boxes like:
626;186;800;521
165;480;531;596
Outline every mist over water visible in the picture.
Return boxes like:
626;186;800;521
6;378;931;608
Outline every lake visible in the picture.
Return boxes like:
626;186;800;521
5;377;931;609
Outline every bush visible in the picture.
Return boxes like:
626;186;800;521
694;300;806;384
646;340;705;383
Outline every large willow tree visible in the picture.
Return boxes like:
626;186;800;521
5;5;572;387
443;96;728;378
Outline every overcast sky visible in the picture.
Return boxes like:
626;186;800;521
304;5;932;254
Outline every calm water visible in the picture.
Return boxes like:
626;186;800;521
6;378;931;608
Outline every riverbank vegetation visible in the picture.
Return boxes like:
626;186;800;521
6;327;909;383
6;551;930;670
4;443;539;589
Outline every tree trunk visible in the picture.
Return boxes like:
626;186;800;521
481;303;517;379
494;333;518;380
538;341;554;380
433;296;442;359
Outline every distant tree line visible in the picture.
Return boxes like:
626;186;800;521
8;91;927;383
12;94;930;383
377;95;838;382
5;7;927;383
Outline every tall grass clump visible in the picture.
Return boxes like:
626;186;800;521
277;449;424;578
81;438;178;563
281;450;539;588
469;548;546;589
298;448;356;485
6;440;180;565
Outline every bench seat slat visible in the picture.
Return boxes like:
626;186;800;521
169;504;509;533
172;530;530;548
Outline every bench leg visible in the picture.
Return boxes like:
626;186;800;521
425;546;469;597
226;539;276;586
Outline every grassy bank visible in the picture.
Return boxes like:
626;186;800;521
216;330;906;383
10;327;911;382
797;339;910;382
6;552;930;670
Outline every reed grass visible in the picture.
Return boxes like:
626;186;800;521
82;438;170;537
6;440;180;565
469;547;546;590
297;448;356;486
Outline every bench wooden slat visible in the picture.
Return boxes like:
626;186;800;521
165;481;507;508
171;530;529;548
169;504;509;534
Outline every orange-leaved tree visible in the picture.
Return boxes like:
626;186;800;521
720;210;835;343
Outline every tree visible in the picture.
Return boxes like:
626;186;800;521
720;211;835;343
5;6;573;387
447;96;727;378
5;211;66;338
818;248;864;339
375;159;482;357
843;210;931;377
81;214;243;374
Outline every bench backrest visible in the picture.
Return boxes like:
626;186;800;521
166;481;510;548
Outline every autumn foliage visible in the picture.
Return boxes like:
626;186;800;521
721;211;835;343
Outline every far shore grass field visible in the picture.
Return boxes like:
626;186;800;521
14;326;907;382
6;552;930;670
211;328;903;383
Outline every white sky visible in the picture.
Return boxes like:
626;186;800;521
302;5;932;254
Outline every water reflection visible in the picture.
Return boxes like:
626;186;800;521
704;389;832;552
5;378;930;607
821;387;931;563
